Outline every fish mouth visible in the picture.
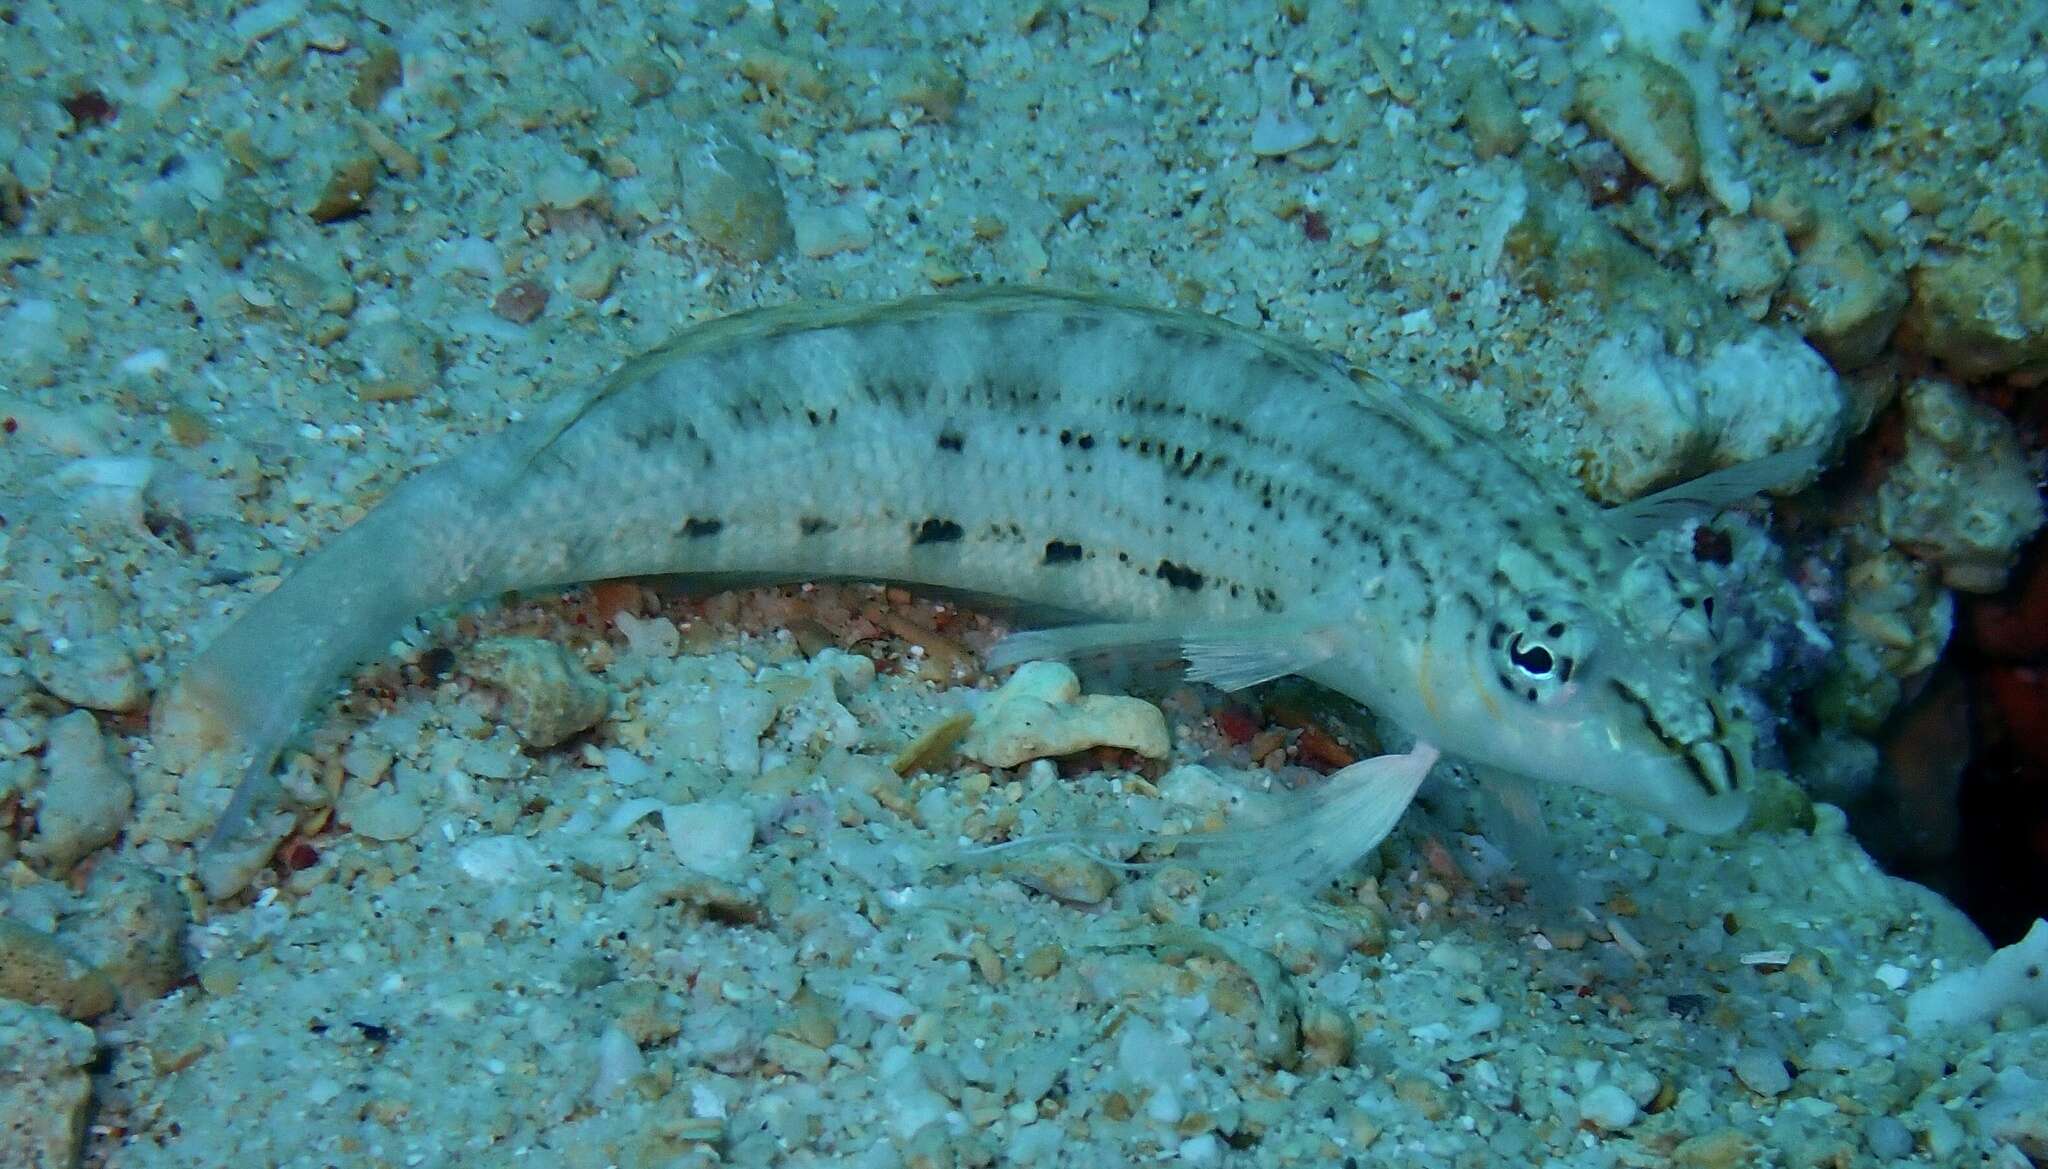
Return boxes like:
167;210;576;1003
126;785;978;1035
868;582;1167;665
1686;738;1743;799
1609;682;1753;798
1606;683;1755;832
1665;699;1756;833
1697;696;1757;795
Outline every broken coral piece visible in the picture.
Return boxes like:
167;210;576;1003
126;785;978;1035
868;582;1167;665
1906;918;2048;1034
962;661;1169;768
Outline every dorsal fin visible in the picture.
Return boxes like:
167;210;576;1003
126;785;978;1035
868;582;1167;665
1606;445;1824;542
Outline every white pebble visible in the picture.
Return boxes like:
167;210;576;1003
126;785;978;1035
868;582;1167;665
437;236;504;278
455;835;545;884
1458;1001;1504;1037
1577;1082;1639;1130
120;348;170;376
342;786;425;842
1249;59;1318;156
1116;1020;1194;1123
590;1024;643;1101
32;635;145;713
1006;1122;1064;1164
1733;1047;1793;1097
603;797;665;833
137;60;191;113
1425;941;1482;976
24;709;133;868
231;0;305;43
881;1062;949;1140
603;748;654;787
843;982;916;1023
536;159;603;210
660;800;755;880
790;204;875;258
1865;1115;1913;1160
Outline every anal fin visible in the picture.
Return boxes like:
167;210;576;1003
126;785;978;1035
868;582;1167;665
1219;741;1440;904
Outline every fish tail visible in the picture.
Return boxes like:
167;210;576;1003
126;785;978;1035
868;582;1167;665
154;465;487;861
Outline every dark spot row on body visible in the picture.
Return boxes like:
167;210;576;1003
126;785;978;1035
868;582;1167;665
961;373;1047;412
864;376;918;409
1032;399;1479;573
786;320;1514;553
1156;559;1204;591
799;516;836;536
1056;312;1109;339
913;518;964;545
681;517;724;538
1398;532;1437;620
1121;386;1419;463
1121;395;1193;420
1149;320;1227;353
1252;351;1302;384
1043;540;1084;565
725;392;772;428
691;332;1549;599
626;415;678;451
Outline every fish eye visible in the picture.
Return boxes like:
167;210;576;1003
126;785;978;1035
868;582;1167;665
1508;634;1555;678
1487;604;1592;705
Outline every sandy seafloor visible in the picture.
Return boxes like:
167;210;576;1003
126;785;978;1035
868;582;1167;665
3;1;2047;1166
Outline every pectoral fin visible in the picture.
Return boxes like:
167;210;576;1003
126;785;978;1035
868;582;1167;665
1181;621;1348;691
990;616;1349;692
986;620;1189;670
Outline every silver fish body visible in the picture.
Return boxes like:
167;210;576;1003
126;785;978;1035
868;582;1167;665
157;289;1754;857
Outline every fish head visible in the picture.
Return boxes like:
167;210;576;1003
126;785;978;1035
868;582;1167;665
1424;546;1756;834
